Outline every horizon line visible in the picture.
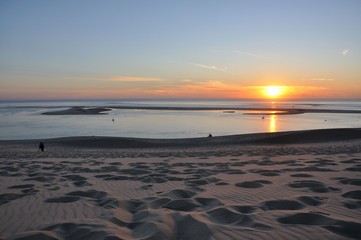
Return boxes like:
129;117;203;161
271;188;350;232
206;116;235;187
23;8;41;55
1;97;360;102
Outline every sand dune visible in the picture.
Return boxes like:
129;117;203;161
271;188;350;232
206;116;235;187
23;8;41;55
1;128;361;239
2;128;360;150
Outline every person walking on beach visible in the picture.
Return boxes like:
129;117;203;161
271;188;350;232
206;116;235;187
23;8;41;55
38;142;44;152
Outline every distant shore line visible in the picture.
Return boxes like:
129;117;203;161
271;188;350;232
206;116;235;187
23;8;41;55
41;106;361;115
2;128;361;148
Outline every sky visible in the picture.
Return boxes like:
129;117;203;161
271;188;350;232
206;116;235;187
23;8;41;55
0;0;360;100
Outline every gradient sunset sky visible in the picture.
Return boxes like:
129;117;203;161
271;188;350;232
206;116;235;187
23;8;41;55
1;0;360;100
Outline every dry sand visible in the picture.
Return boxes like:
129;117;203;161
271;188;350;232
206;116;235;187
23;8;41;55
1;128;361;240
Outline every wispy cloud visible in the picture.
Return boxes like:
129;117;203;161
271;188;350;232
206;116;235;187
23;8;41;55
193;63;228;72
99;76;164;82
181;79;192;82
152;80;242;98
308;78;335;81
341;49;350;56
234;50;267;58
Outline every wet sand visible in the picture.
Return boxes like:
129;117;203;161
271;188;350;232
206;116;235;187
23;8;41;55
1;128;361;240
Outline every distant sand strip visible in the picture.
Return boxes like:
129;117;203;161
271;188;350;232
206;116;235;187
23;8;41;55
1;128;361;149
41;106;361;115
42;106;111;115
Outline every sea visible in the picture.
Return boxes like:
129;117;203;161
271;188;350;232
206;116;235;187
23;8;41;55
0;99;360;140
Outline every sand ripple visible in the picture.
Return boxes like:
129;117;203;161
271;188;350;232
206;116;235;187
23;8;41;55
1;135;361;239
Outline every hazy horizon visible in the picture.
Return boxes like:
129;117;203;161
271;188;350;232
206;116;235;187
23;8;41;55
1;97;361;103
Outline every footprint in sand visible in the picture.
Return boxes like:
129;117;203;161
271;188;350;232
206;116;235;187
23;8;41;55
0;193;26;205
8;184;34;189
40;223;119;240
229;205;257;214
261;199;305;210
45;196;81;203
297;196;328;206
207;207;272;230
343;200;361;209
235;180;272;188
10;231;59;240
249;169;281;176
66;189;108;199
44;189;111;207
277;212;361;240
62;174;92;187
288;180;340;193
162;199;200;212
342;190;361;200
290;173;314;178
338;178;361;186
344;165;361;172
341;158;361;164
164;189;197;199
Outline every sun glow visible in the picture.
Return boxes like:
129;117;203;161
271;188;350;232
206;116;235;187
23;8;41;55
264;86;285;98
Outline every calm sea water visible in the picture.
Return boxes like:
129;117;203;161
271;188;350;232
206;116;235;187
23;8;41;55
0;99;360;140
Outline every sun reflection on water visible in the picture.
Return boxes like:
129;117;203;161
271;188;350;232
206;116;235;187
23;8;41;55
269;115;277;132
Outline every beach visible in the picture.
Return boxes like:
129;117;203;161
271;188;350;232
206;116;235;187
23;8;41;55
2;0;361;239
1;128;361;240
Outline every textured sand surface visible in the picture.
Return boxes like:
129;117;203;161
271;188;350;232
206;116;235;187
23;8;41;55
1;129;361;240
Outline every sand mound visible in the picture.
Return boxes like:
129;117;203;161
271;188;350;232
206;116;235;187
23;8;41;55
10;128;359;149
1;132;361;239
277;212;336;225
278;212;361;239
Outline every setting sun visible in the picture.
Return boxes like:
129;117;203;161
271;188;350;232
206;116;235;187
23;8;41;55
264;86;284;98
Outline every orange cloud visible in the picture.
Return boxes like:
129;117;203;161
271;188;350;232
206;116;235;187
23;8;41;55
102;76;164;82
1;76;354;100
68;75;165;82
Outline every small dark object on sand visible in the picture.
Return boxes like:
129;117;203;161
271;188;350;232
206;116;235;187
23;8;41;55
39;142;44;152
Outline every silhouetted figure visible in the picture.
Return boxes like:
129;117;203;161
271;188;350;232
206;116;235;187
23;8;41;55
39;142;44;152
208;134;213;137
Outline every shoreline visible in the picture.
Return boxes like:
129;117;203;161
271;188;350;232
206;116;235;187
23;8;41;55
1;128;361;149
41;106;361;115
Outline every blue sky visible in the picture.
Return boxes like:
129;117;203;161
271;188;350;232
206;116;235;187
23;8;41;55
1;0;360;99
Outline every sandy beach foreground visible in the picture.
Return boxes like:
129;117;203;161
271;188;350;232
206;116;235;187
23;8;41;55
1;128;361;240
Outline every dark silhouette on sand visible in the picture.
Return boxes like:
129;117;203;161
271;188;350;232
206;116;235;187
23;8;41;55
38;142;44;152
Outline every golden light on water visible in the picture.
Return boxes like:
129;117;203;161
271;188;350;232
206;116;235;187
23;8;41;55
269;115;277;132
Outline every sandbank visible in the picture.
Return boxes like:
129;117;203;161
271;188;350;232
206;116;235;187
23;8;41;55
42;106;111;115
41;105;361;115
